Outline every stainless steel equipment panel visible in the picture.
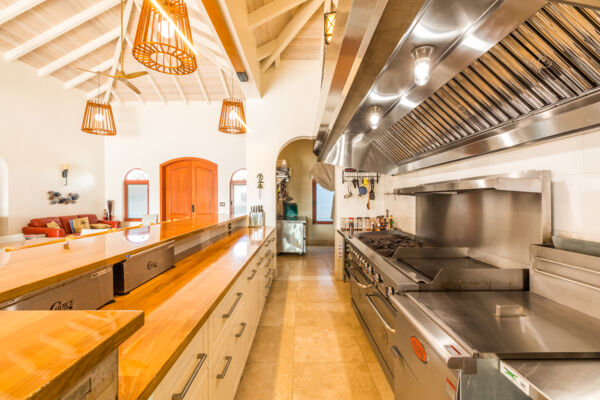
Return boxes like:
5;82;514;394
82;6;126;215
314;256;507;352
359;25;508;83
113;241;175;294
0;265;114;310
277;219;306;255
407;291;600;359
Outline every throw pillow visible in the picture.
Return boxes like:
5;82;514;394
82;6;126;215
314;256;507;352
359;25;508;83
71;217;90;234
90;223;112;229
46;221;61;229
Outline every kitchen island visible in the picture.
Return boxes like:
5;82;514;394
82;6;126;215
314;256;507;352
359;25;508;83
0;215;276;400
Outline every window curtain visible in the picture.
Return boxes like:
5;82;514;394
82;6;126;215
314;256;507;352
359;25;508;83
310;162;336;219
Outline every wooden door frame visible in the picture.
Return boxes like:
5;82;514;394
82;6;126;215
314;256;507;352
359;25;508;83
160;157;218;221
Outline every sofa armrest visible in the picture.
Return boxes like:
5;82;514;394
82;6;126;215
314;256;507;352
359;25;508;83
99;220;120;229
23;227;65;237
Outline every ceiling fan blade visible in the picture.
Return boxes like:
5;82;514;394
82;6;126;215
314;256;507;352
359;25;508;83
117;77;142;94
123;71;148;79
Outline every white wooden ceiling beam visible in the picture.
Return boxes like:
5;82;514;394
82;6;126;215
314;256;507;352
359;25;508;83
4;0;121;62
145;69;166;104
172;76;188;104
194;70;210;104
38;28;120;77
247;0;309;30
257;40;276;61
86;83;112;99
218;68;231;98
104;0;134;103
0;0;47;25
65;59;113;89
260;0;324;73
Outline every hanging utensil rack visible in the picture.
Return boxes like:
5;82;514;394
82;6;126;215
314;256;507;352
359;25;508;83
342;169;380;184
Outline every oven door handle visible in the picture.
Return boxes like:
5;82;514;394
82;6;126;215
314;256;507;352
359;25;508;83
348;267;373;289
365;294;396;334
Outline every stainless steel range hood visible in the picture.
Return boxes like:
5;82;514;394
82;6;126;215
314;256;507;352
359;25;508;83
315;0;600;174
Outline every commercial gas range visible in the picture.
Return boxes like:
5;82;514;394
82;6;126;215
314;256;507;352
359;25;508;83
343;171;552;397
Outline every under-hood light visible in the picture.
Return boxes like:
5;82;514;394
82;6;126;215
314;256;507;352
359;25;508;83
368;105;382;129
411;46;433;86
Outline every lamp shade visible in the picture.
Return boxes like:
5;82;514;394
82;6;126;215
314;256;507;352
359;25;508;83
81;100;117;136
218;99;246;134
132;0;197;75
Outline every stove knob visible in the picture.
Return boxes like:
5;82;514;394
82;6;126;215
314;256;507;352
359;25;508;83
385;287;394;298
373;273;381;283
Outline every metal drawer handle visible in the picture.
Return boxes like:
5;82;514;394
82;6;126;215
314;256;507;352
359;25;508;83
222;293;243;319
217;356;233;379
391;345;402;358
235;322;247;338
247;270;257;280
349;268;372;289
172;353;207;400
265;267;271;277
265;277;272;289
365;294;396;334
257;257;265;265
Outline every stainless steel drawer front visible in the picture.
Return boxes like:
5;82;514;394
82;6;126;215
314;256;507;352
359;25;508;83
113;242;175;294
1;266;114;310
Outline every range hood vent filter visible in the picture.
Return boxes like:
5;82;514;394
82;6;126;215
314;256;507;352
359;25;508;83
373;3;600;165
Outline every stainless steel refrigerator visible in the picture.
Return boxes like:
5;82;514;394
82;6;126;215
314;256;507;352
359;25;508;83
276;217;306;255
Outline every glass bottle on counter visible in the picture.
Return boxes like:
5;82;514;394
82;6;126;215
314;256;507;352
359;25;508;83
349;218;355;236
356;217;363;231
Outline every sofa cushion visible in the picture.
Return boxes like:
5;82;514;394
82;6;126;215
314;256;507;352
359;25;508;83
29;217;62;228
71;217;90;234
46;221;61;229
78;214;99;224
59;215;80;234
90;223;112;229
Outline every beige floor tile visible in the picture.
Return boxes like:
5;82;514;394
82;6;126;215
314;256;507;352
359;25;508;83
295;302;354;326
247;326;295;364
367;362;395;400
260;300;296;326
235;362;293;400
269;281;298;303
295;325;364;363
293;362;381;400
296;281;349;303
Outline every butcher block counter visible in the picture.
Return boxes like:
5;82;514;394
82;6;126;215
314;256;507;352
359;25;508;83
0;310;143;400
102;226;276;399
0;214;246;305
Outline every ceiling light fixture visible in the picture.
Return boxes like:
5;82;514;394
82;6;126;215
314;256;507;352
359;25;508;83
82;73;117;136
219;74;246;134
132;0;197;75
324;12;336;45
411;46;433;86
368;105;382;130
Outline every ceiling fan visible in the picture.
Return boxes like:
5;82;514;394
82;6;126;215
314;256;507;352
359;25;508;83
77;0;147;95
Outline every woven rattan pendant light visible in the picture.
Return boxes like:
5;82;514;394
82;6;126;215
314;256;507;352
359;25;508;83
218;74;246;134
81;73;117;136
132;0;197;75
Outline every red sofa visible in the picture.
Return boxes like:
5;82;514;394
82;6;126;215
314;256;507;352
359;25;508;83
23;214;120;237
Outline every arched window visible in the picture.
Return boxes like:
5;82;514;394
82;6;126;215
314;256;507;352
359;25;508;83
230;168;247;216
124;168;149;221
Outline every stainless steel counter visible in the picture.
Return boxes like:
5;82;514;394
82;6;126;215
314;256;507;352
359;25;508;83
406;291;600;359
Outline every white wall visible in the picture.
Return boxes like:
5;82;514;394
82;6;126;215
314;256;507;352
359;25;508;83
384;129;600;242
105;102;246;221
0;59;105;234
245;60;322;226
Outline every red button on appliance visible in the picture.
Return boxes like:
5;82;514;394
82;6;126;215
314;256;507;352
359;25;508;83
410;336;428;363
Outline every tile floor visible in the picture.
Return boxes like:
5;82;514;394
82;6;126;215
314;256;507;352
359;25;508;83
235;246;394;400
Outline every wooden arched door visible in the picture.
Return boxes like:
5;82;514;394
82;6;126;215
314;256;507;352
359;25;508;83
160;157;218;221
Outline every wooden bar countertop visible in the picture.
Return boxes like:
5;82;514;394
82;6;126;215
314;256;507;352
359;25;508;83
0;214;245;304
0;309;144;400
102;226;273;400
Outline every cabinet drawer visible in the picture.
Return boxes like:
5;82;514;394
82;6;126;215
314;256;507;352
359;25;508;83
153;324;208;400
209;279;245;345
209;331;240;400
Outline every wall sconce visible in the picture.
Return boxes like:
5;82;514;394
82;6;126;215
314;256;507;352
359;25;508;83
62;164;70;186
324;12;336;45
